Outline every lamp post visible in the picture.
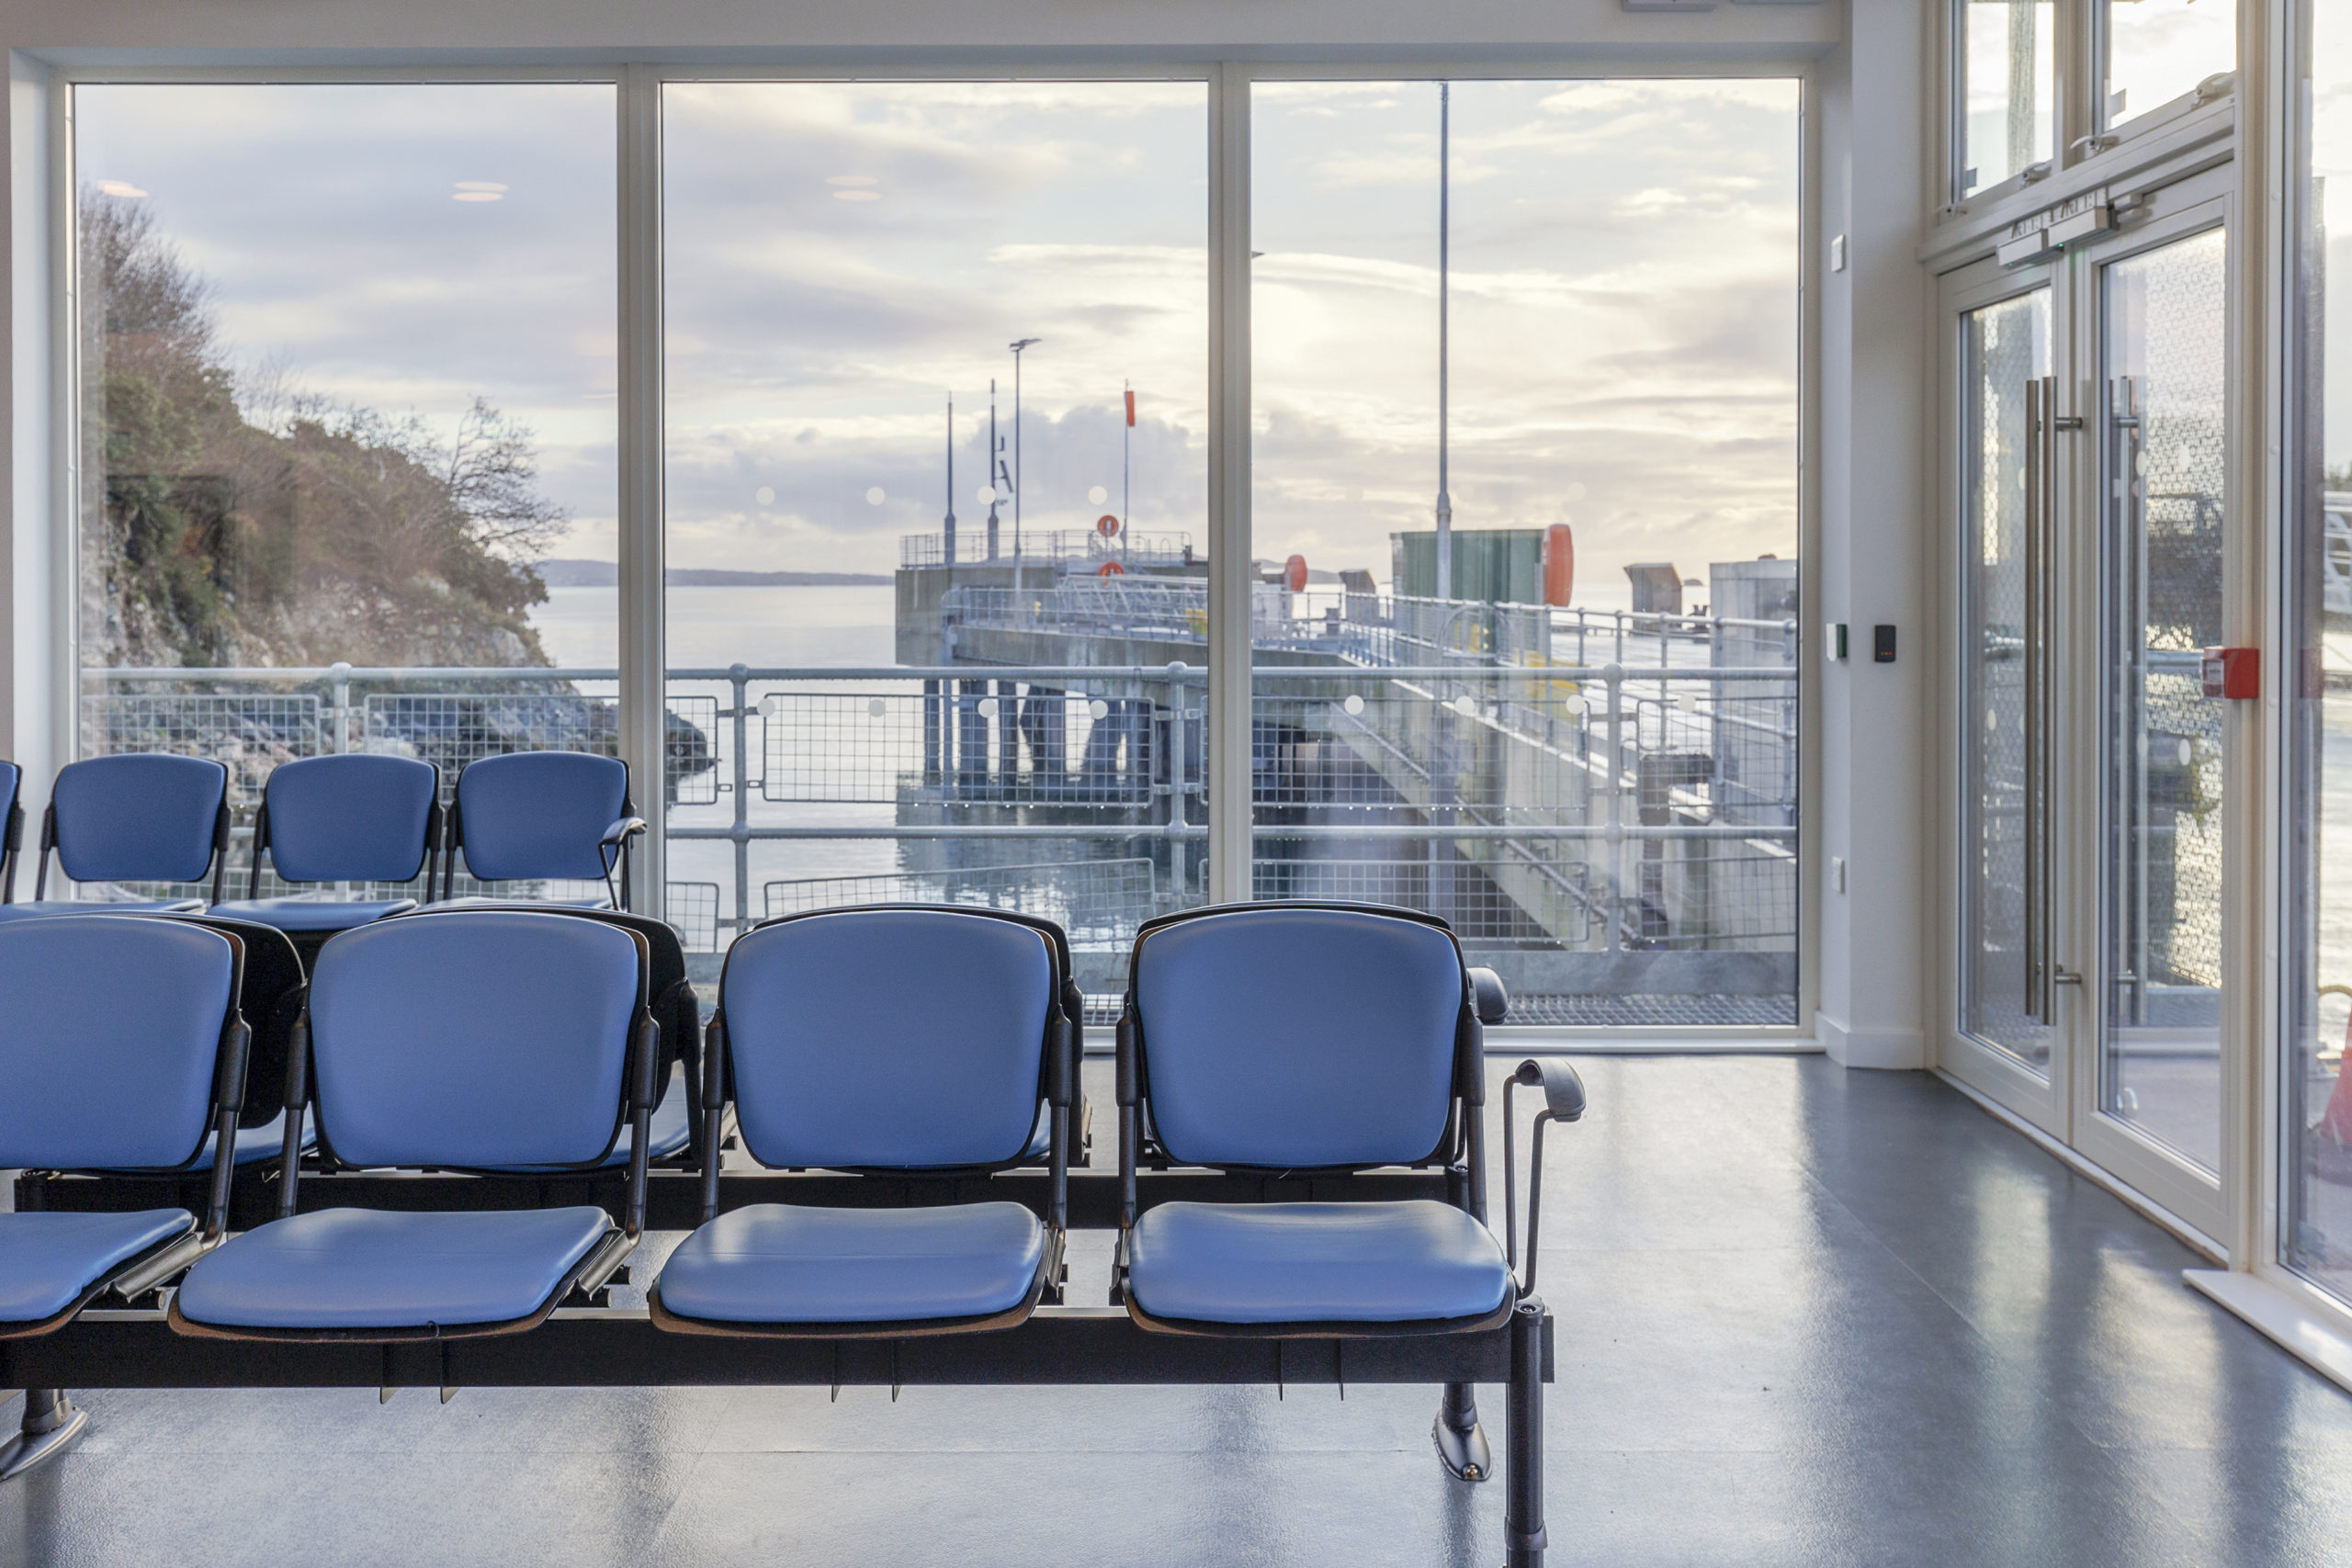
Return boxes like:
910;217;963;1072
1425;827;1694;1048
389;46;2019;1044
1010;337;1041;557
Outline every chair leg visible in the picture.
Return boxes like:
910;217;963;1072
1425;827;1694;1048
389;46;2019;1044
0;1389;86;1482
1503;1303;1546;1568
1432;1380;1491;1482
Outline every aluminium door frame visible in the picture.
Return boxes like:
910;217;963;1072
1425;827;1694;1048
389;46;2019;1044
1937;250;2075;1138
2064;171;2240;1243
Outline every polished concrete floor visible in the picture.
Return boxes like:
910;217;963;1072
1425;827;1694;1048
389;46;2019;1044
5;1055;2351;1567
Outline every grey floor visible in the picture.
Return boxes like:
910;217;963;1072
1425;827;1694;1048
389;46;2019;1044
6;1055;2352;1567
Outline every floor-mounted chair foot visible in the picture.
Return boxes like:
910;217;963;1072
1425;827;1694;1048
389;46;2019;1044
0;1390;85;1481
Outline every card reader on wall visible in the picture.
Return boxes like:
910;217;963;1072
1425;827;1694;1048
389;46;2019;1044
1872;625;1896;663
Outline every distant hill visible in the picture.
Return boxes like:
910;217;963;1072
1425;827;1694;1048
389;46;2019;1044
536;558;892;588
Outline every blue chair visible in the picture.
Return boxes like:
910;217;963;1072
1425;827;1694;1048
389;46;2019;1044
1112;902;1571;1482
0;761;23;903
649;905;1079;1338
1114;903;1542;1335
209;754;440;942
169;909;658;1343
0;753;231;921
433;751;645;911
0;915;251;1476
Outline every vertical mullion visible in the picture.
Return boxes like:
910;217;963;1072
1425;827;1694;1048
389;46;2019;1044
1206;63;1252;905
617;65;666;910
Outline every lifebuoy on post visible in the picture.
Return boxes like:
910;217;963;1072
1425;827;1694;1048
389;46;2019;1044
1284;555;1308;593
1099;560;1126;577
1543;524;1575;607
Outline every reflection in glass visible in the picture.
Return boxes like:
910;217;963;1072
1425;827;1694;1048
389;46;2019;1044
2101;227;2228;1173
2287;0;2352;1307
2103;0;2235;131
1250;79;1801;1025
1960;290;2052;1069
662;83;1209;983
72;84;619;907
1960;0;2055;195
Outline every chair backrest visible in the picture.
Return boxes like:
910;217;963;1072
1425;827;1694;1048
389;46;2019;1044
261;754;437;885
50;753;229;885
723;907;1058;1169
307;908;644;1168
453;751;628;882
1130;904;1464;1169
172;913;308;1129
0;915;238;1168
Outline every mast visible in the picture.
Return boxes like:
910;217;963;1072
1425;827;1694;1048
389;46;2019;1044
1434;81;1453;604
943;396;957;562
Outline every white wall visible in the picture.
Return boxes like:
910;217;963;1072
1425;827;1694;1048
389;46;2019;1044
1811;0;1932;1068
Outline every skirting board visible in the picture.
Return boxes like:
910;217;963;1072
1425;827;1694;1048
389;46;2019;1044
1815;1011;1925;1069
2184;1269;2352;1400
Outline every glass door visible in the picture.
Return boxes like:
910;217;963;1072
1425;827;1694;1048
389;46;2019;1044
2083;210;2233;1208
1941;180;2237;1235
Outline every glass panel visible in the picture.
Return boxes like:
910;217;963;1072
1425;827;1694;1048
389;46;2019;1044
1959;0;2056;196
2285;0;2352;1304
2103;0;2236;131
1960;289;2052;1069
1249;79;1801;1026
662;82;1210;994
73;84;618;907
2100;226;2227;1173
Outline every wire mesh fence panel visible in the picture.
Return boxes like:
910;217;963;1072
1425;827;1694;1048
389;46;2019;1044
763;856;1162;947
664;881;720;952
360;691;620;794
665;695;720;807
759;686;1186;808
81;692;323;811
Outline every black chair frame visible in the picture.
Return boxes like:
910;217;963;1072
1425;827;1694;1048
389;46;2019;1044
0;769;22;904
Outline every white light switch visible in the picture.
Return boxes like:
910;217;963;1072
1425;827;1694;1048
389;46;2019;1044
1830;857;1847;894
1829;234;1847;272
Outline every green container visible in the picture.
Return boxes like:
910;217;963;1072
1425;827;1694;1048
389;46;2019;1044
1390;528;1548;604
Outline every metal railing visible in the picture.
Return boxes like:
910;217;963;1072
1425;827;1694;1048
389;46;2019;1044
899;527;1195;569
82;643;1798;1017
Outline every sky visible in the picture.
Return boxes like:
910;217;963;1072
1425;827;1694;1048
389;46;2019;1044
74;75;1804;613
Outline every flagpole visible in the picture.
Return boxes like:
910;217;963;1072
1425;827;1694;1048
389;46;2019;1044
1123;380;1133;560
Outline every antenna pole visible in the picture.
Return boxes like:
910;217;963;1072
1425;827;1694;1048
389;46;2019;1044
1435;81;1453;604
944;397;957;562
1123;379;1132;558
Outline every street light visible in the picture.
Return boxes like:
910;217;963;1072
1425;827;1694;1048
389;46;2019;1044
1010;337;1041;557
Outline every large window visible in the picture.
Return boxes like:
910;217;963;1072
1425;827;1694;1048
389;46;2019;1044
57;71;1807;1025
1959;0;2055;196
662;81;1210;995
1249;78;1802;1025
2287;0;2352;1308
73;83;618;906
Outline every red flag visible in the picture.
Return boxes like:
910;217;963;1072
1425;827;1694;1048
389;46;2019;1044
1125;389;1136;427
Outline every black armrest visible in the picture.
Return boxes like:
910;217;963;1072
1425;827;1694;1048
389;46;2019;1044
600;816;650;846
1510;1056;1585;1122
1468;967;1510;1025
1502;1056;1587;1296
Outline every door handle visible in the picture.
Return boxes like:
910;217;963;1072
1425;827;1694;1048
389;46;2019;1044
2052;968;2084;987
2024;375;2061;1026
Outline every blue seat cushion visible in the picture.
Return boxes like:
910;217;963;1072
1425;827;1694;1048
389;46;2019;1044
174;1206;611;1331
0;1210;194;1325
207;897;416;932
1126;1201;1512;1325
0;898;205;921
192;1109;315;1169
656;1201;1044;1325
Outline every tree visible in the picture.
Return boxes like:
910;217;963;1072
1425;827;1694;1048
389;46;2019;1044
77;186;571;669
